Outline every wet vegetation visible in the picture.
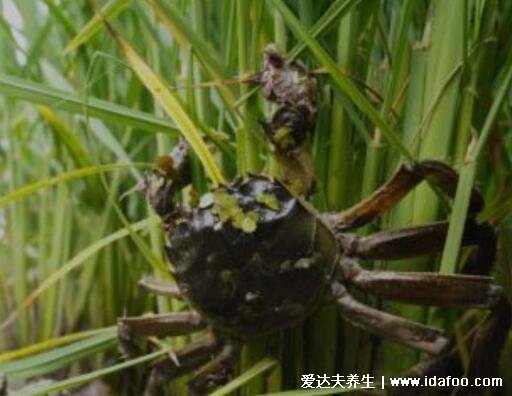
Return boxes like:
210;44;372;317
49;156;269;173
1;0;512;395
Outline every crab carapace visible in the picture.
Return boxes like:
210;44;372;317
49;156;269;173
118;47;511;396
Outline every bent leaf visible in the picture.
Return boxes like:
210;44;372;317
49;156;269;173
0;163;144;208
15;348;168;396
109;29;225;185
1;330;117;381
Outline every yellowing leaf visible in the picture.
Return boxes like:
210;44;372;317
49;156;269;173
111;32;225;186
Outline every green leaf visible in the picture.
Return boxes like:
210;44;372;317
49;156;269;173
0;163;144;208
0;73;179;136
0;217;157;331
288;0;362;60
439;59;512;274
63;0;132;54
0;327;116;363
148;0;238;112
36;106;105;197
110;28;225;185
1;330;117;381
15;348;169;396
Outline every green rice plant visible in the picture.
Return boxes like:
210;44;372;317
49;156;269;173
0;1;511;395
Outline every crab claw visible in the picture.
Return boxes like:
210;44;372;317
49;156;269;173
120;139;191;200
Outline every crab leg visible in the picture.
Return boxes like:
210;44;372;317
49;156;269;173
144;333;224;396
390;292;511;395
118;311;205;358
188;343;240;395
138;277;182;298
340;262;511;380
119;312;204;337
337;219;496;275
332;283;448;355
325;160;484;231
341;262;497;308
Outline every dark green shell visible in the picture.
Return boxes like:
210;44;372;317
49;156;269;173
165;176;339;339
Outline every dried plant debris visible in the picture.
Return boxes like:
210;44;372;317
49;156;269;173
254;44;317;156
251;44;318;196
255;44;317;119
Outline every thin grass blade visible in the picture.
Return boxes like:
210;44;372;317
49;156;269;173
63;0;132;54
14;348;169;396
0;217;157;331
1;331;117;381
108;29;225;185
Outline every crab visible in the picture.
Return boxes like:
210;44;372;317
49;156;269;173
118;48;511;396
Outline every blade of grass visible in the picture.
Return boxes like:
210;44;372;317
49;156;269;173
147;0;239;115
36;105;104;198
324;6;356;377
376;3;426;375
0;327;115;363
236;1;261;174
439;58;512;274
1;331;117;381
42;0;77;38
15;348;169;396
380;0;466;374
0;217;157;331
63;0;132;54
287;0;362;60
0;73;180;135
4;109;29;345
0;163;144;208
236;2;265;392
107;26;225;185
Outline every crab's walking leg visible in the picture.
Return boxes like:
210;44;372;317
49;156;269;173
325;160;484;231
332;283;448;355
118;312;205;358
188;343;240;395
338;219;496;275
138;277;182;298
144;334;226;396
340;261;511;381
